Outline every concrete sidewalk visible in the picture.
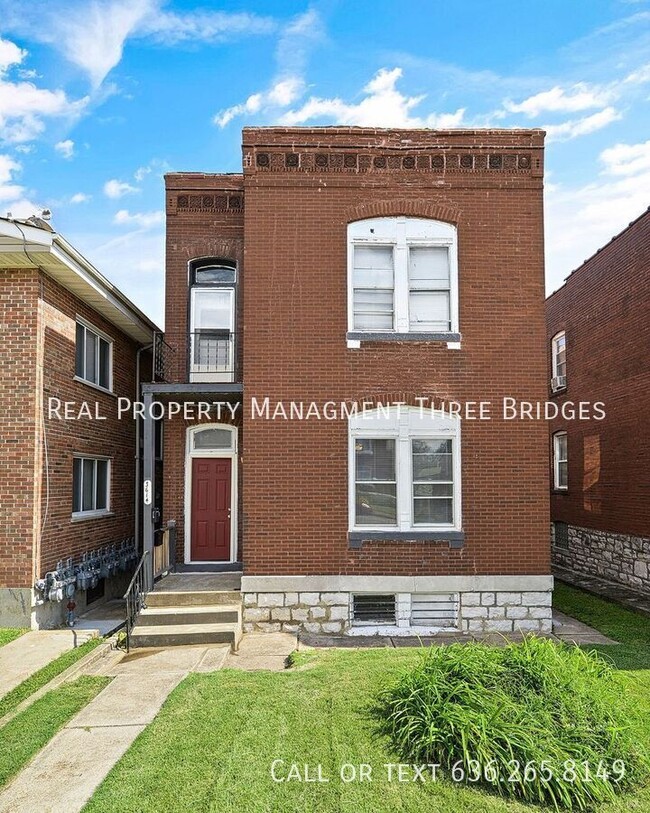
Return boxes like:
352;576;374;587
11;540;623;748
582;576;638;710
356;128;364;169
0;644;230;813
0;629;95;700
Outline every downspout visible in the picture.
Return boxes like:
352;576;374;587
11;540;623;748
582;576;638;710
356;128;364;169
135;342;153;552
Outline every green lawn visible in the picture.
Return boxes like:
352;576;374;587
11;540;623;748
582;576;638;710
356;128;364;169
84;586;650;813
0;629;27;648
0;676;110;787
0;637;101;719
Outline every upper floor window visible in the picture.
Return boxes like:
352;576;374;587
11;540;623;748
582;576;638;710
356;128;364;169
347;217;459;336
189;258;236;383
551;331;566;392
349;406;461;532
553;432;568;491
75;319;112;391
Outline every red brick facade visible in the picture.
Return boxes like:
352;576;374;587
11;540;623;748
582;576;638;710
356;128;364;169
546;208;650;539
0;266;148;600
164;127;550;582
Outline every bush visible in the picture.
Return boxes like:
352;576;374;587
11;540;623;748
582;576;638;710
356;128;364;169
379;637;647;810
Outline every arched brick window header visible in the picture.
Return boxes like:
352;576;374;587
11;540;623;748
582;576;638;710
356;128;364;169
346;199;461;225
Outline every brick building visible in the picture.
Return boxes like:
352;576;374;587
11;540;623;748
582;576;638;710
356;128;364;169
0;215;157;628
547;207;650;594
144;126;553;636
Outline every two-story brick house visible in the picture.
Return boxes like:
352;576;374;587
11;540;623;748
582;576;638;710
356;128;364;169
145;127;553;637
0;215;158;628
547;207;650;595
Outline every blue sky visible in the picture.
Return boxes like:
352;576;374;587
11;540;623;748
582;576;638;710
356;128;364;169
1;0;649;326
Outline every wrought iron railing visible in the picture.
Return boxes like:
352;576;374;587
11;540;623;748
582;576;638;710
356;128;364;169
152;331;236;382
123;550;151;651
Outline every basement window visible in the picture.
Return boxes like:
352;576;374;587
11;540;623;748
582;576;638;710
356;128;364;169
410;593;459;627
75;319;112;391
352;594;396;625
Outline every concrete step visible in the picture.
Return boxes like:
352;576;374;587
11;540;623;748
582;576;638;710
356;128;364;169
138;605;240;626
130;622;239;648
146;590;240;608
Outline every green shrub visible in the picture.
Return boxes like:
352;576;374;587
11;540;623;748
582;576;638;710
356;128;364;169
379;637;648;810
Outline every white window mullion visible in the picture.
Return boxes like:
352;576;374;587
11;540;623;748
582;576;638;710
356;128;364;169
393;244;409;332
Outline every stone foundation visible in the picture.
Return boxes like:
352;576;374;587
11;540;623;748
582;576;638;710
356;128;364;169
553;523;650;593
242;583;553;636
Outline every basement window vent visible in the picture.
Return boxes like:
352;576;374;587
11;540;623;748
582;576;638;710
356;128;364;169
352;594;396;625
410;593;459;627
553;521;569;549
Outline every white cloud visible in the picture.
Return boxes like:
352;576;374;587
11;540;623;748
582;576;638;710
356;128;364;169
113;208;164;228
0;153;39;217
139;7;276;45
0;37;89;144
103;179;139;199
504;83;613;117
280;68;464;128
545;137;650;292
0;1;277;89
217;65;465;129
55;138;74;158
0;37;26;71
543;107;621;142
599;138;650;175
215;78;304;127
70;192;90;204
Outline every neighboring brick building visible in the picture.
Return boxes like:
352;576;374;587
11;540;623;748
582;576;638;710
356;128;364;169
0;216;157;627
546;207;650;593
147;126;553;636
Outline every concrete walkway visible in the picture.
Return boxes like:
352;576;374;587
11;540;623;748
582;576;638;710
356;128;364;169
0;644;230;813
0;629;95;700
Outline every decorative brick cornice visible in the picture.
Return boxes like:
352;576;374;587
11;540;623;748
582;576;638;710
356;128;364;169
168;192;244;215
346;199;461;224
243;148;539;176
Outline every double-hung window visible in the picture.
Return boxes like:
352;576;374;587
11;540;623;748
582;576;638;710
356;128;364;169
189;259;236;383
73;456;110;518
348;217;459;338
553;432;568;491
350;407;461;532
75;320;112;390
551;331;567;391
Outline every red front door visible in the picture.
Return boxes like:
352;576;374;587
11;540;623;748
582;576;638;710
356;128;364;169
191;458;231;561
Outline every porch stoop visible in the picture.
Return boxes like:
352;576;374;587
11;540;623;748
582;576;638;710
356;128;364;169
130;590;242;649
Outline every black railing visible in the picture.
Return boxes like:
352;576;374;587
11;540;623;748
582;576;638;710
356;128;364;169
151;331;235;382
123;550;151;651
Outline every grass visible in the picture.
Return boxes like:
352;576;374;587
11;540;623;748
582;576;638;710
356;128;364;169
0;629;27;648
0;637;101;720
0;676;110;787
83;586;650;813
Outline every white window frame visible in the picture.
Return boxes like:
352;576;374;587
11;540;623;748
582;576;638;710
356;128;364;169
551;331;567;383
72;455;111;520
348;406;462;532
347;217;459;337
74;317;113;393
553;432;568;491
189;286;235;383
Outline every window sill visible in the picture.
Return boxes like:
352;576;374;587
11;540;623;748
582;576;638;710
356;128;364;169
347;331;461;346
549;386;567;398
71;510;115;523
348;530;464;550
552;489;569;495
73;376;116;397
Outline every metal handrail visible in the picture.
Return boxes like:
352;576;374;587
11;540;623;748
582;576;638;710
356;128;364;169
123;550;151;652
